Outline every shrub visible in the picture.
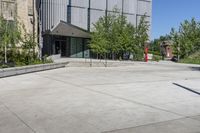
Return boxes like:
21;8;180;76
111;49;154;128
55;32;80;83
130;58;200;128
152;55;162;62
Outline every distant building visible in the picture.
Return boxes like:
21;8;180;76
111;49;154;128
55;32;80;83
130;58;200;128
36;0;152;58
0;0;16;21
160;41;173;59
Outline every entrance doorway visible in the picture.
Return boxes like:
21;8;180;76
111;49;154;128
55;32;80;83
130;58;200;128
55;41;61;54
55;40;69;57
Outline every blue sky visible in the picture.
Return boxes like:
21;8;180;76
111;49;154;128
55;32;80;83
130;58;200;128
152;0;200;40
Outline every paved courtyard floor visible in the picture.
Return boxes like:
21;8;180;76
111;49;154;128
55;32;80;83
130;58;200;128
0;62;200;133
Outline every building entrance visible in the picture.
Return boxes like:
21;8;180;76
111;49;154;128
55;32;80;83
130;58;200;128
55;39;70;57
51;36;90;58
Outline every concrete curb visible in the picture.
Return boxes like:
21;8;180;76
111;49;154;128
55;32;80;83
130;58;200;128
0;62;68;78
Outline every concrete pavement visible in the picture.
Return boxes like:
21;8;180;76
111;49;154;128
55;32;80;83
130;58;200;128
0;62;200;133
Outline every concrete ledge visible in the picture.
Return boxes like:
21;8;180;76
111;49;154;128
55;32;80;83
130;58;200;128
0;62;68;78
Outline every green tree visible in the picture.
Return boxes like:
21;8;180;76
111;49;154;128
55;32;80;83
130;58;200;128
90;9;150;61
90;16;110;59
133;16;150;60
20;23;38;65
170;18;200;59
0;17;21;64
0;17;42;67
150;35;171;55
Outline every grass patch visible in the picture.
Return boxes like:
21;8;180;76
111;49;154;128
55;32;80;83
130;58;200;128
152;54;162;62
180;58;200;65
180;51;200;65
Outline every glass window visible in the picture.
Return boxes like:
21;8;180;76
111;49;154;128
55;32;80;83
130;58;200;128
70;37;84;58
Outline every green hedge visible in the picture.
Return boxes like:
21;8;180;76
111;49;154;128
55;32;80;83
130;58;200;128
180;51;200;64
152;55;162;62
180;58;200;65
148;51;161;56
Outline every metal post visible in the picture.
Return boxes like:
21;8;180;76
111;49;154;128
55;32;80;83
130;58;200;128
87;0;91;31
122;0;124;16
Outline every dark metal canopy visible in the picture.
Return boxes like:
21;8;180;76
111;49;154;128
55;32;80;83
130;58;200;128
44;20;90;38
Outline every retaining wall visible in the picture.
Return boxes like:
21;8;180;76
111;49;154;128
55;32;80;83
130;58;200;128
0;62;68;78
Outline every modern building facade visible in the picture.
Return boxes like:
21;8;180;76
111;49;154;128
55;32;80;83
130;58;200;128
37;0;152;58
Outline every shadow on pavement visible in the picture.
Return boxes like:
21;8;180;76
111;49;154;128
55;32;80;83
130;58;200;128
189;67;200;71
173;83;200;96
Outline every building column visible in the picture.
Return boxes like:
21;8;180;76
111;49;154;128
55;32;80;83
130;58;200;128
67;0;71;23
87;0;91;31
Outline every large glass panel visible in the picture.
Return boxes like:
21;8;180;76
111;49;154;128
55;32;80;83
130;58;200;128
83;39;90;58
70;38;84;58
71;0;89;7
137;1;151;16
124;14;136;26
71;7;88;30
76;38;83;58
70;38;77;58
123;0;137;14
90;9;105;30
41;0;67;31
90;0;106;10
108;0;122;11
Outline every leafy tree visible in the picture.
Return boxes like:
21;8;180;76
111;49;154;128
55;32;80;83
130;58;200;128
0;17;45;67
0;17;21;64
20;23;38;65
150;35;171;55
170;18;200;59
133;16;150;60
90;16;110;58
90;9;150;61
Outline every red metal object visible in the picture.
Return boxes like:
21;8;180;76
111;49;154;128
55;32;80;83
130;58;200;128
145;47;148;62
